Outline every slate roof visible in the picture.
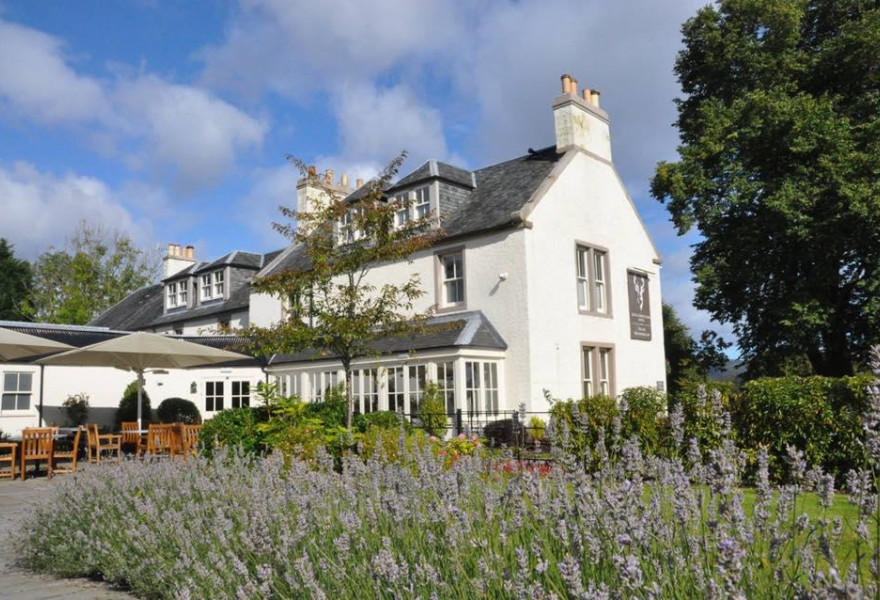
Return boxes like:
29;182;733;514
194;250;264;274
443;146;561;237
260;146;563;278
269;311;506;366
388;159;476;192
90;284;164;331
91;249;283;331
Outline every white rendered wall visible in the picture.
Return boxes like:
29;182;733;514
524;150;666;410
0;362;264;438
349;227;533;412
248;292;284;328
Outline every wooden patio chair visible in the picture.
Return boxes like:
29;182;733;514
146;423;177;459
180;424;202;460
0;442;17;480
20;427;57;481
120;421;144;456
53;427;83;475
86;424;121;464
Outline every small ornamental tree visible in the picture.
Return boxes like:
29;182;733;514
249;153;443;428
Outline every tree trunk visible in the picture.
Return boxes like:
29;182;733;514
343;360;353;429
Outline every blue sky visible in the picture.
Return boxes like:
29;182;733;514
0;0;731;347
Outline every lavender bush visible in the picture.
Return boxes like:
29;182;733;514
12;349;880;599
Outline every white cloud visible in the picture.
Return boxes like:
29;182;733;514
199;0;462;100
0;20;108;124
0;18;266;192
112;75;267;191
0;161;156;260
329;81;452;169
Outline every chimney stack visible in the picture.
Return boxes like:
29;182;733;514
163;242;196;279
552;72;611;160
296;165;354;224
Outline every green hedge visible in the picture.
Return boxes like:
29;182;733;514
731;374;873;482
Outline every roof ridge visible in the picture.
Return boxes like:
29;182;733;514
475;145;558;173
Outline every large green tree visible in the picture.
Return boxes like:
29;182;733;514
30;222;159;325
249;155;443;428
0;238;32;321
652;0;880;376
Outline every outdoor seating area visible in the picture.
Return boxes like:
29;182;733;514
0;422;203;481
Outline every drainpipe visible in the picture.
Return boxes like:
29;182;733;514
38;364;45;427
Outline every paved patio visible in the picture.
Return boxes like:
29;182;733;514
0;478;137;600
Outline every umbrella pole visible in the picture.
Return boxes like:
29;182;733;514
137;371;145;430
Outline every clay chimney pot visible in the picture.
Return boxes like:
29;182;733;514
307;165;317;177
356;178;364;188
582;89;592;103
560;73;572;94
570;78;579;97
590;89;601;108
341;173;349;187
185;245;194;259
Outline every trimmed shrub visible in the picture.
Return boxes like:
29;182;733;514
549;394;618;466
115;381;151;429
619;387;669;456
62;393;89;426
199;407;267;458
671;380;735;455
731;374;873;482
156;398;202;424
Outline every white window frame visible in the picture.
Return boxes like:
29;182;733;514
576;244;611;316
231;380;250;409
205;380;224;412
2;371;33;413
200;273;213;301
178;280;188;307
307;370;339;402
166;282;179;309
581;343;615;398
213;270;225;299
436;361;455;416
353;368;379;414
436;249;466;311
408;364;427;415
412;187;430;220
386;365;406;413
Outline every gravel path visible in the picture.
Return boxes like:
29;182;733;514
0;478;138;600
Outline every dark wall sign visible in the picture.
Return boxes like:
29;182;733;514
628;270;651;341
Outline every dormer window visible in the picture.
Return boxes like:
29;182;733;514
412;187;430;219
392;186;431;228
167;282;178;308
166;281;188;309
200;270;225;302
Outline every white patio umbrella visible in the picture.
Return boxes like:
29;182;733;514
0;327;73;361
37;331;250;428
